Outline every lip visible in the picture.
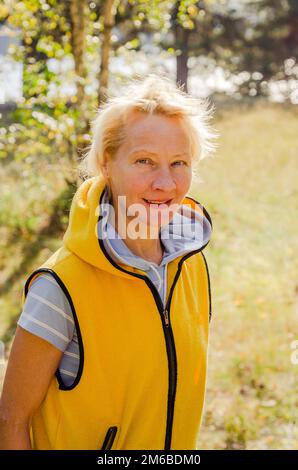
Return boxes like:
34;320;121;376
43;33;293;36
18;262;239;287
142;198;173;207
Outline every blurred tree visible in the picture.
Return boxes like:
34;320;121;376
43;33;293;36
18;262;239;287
69;0;88;109
1;0;83;171
165;0;297;99
0;0;172;171
98;0;117;106
236;0;298;98
1;0;296;177
167;0;246;93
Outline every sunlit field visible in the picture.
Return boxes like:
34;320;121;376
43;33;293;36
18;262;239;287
1;100;297;449
195;100;298;449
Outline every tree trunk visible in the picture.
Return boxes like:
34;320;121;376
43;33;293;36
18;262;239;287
69;0;88;185
98;0;116;107
70;0;87;108
176;27;190;93
170;1;190;93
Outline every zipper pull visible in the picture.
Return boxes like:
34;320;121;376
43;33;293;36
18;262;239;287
164;309;169;327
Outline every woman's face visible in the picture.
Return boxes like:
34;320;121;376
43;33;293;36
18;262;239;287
103;110;193;234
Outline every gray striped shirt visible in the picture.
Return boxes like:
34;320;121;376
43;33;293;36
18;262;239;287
17;273;80;385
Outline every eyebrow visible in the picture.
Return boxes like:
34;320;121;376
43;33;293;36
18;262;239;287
129;150;190;158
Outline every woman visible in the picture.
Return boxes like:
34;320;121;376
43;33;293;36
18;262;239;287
0;74;218;450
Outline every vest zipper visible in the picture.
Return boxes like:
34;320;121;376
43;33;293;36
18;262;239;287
100;426;118;450
135;270;180;450
98;236;187;450
163;308;169;326
157;282;178;450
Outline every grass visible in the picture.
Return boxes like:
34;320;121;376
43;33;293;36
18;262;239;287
1;99;297;449
0;155;77;343
193;99;298;449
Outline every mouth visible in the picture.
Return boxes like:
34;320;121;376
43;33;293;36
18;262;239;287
142;198;173;208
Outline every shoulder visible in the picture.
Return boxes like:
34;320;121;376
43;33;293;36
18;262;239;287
18;273;75;352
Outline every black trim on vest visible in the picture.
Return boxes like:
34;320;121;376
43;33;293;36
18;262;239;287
96;185;213;450
201;251;212;322
23;268;84;391
184;195;212;322
186;195;213;229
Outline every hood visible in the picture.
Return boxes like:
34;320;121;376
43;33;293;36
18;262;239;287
63;176;212;278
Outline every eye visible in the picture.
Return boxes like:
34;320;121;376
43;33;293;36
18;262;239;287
135;158;152;165
172;160;188;166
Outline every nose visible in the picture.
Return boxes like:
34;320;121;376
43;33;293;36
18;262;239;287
151;167;176;193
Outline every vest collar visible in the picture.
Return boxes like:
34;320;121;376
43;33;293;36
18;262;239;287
63;176;212;278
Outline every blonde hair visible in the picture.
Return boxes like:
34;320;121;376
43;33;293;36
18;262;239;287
78;73;219;183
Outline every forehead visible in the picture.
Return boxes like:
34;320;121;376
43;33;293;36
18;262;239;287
121;110;191;154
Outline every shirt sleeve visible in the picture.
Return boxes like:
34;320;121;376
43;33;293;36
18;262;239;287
17;273;75;352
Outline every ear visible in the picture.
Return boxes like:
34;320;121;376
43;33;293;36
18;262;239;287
101;164;109;178
101;151;110;179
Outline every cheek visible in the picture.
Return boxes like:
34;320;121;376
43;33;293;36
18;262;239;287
126;172;151;196
175;171;192;195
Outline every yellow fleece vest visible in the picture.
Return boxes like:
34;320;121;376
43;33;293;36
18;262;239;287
21;176;212;450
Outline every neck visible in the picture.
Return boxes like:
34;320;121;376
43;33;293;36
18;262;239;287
121;231;164;266
112;215;164;265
